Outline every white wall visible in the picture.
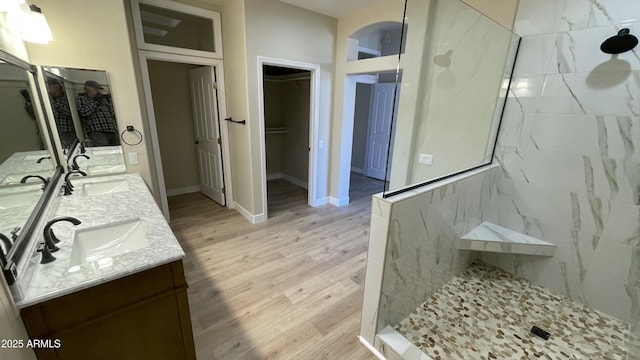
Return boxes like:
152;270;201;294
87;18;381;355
330;0;405;204
220;0;252;217
243;0;337;218
0;13;38;360
25;0;156;193
147;60;200;193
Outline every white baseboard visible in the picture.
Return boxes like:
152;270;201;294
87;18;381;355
166;185;201;197
329;196;349;207
282;174;308;190
234;201;266;224
311;196;328;207
351;166;365;174
266;173;282;181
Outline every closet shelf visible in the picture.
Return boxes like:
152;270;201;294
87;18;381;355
266;127;288;134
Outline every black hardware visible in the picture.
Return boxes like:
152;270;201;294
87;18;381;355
195;140;199;144
37;242;56;264
72;154;90;171
224;117;246;125
10;227;20;242
43;217;82;255
0;233;12;253
63;170;87;195
37;156;50;163
20;175;49;190
530;326;550;340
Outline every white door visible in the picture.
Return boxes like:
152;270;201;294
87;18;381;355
364;83;398;180
189;66;226;206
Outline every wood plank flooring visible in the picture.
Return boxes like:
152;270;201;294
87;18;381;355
168;173;384;359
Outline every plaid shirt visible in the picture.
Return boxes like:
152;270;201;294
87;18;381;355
75;93;118;133
50;94;75;133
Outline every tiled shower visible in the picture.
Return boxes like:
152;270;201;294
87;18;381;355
360;0;640;359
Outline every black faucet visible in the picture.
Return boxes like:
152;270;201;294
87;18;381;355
10;227;20;243
20;175;49;190
71;154;91;171
37;242;55;264
37;156;50;163
42;217;81;255
63;170;87;195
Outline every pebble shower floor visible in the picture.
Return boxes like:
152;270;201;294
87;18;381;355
395;261;637;359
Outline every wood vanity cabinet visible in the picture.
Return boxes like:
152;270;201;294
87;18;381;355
20;260;196;360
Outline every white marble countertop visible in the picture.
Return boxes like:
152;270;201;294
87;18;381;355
15;173;184;308
0;150;55;185
0;184;44;250
75;146;126;176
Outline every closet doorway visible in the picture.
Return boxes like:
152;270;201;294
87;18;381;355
139;51;232;220
257;57;321;219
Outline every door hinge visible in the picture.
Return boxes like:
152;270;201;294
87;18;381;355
221;187;225;194
217;138;221;145
212;82;218;89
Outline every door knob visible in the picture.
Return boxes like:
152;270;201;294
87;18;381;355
194;140;199;144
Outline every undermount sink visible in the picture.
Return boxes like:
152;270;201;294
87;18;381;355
1;172;49;184
22;154;48;161
87;164;126;175
81;179;129;196
68;218;150;269
90;148;121;155
0;189;41;209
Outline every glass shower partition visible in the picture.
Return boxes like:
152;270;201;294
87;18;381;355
383;0;520;196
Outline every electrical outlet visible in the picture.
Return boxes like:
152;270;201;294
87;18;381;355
129;152;139;165
419;153;433;166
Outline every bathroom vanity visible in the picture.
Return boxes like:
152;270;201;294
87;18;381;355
15;174;196;360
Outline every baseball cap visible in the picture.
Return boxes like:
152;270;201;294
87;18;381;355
84;80;104;89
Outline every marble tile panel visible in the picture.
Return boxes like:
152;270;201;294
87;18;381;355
580;238;635;322
536;72;640;116
513;34;560;76
556;23;640;74
510;75;546;99
361;258;384;343
600;201;640;244
514;0;567;36
378;203;476;331
368;213;391;264
523;113;601;156
559;0;640;32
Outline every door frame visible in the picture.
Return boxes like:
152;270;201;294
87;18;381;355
257;56;321;219
138;50;233;220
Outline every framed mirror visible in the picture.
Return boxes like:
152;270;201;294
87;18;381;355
0;50;60;272
43;67;126;176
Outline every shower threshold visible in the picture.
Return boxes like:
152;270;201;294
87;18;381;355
393;261;635;360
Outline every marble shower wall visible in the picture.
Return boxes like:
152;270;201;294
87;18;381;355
484;0;640;337
374;165;500;333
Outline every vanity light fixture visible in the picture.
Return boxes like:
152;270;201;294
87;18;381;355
0;0;23;13
5;2;53;44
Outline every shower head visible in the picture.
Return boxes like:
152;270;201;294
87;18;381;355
600;28;638;54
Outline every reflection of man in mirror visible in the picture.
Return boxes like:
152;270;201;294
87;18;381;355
46;77;76;148
75;80;120;146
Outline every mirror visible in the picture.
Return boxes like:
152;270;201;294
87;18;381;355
0;52;58;262
43;67;126;176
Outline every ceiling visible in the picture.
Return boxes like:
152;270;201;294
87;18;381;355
195;0;391;18
279;0;390;18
